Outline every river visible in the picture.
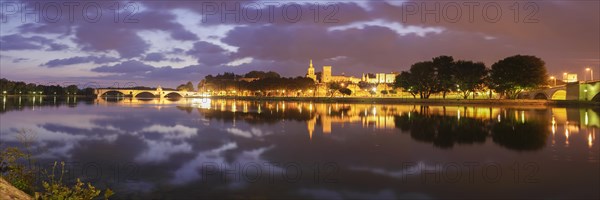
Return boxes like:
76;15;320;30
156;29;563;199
0;96;598;199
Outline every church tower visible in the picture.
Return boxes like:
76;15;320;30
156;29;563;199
306;59;317;82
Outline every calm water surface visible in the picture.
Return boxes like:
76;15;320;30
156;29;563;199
1;96;598;199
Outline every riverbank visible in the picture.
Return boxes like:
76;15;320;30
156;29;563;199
208;96;600;107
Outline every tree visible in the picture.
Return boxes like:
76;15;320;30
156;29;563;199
339;88;352;96
490;55;548;99
197;79;206;91
402;61;437;99
327;82;343;97
81;87;96;96
65;85;79;94
432;56;455;99
394;72;418;98
244;71;280;79
176;81;195;91
185;81;195;91
0;78;16;94
454;61;488;99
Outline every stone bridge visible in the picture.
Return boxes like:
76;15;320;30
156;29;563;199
523;81;600;101
94;87;197;98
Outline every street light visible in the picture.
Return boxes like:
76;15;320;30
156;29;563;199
550;76;556;86
586;67;593;82
371;87;377;97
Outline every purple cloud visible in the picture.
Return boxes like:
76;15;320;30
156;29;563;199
75;27;150;58
141;1;370;26
1;0;598;86
186;41;231;66
12;58;29;63
92;60;155;73
67;10;198;58
0;34;68;51
42;56;120;68
143;53;167;62
169;57;185;63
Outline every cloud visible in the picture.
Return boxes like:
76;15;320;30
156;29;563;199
226;127;272;138
139;124;198;140
143;52;167;62
84;62;228;83
17;21;73;35
75;27;150;58
0;34;68;51
135;140;192;163
48;43;69;51
42;56;119;68
169;57;185;62
1;0;598;86
186;41;231;66
91;60;156;73
170;28;199;41
12;58;29;63
69;10;198;58
141;1;371;26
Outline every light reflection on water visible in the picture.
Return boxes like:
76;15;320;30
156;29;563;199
0;97;598;199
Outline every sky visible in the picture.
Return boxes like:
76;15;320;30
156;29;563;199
0;0;599;88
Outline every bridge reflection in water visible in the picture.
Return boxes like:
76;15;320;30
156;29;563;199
90;97;599;153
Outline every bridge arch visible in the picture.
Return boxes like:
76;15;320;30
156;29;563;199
592;93;600;102
134;91;156;98
533;93;548;100
164;91;184;98
550;90;566;100
98;90;128;97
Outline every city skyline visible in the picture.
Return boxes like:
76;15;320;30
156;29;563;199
0;1;599;88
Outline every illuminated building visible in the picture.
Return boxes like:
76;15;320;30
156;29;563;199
362;73;398;84
306;59;317;82
563;73;578;83
322;66;332;83
305;60;370;84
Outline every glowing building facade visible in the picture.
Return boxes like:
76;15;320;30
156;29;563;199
305;60;373;84
306;60;317;82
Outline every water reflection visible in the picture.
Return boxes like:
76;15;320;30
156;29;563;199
0;97;598;199
173;99;596;152
1;97;598;152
